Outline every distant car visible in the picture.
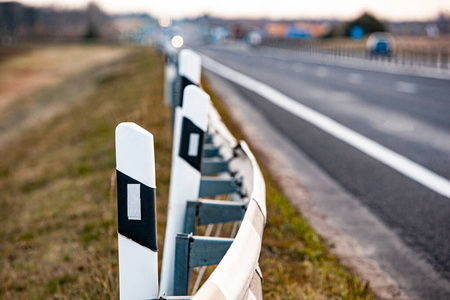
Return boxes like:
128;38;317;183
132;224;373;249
366;32;395;57
247;31;262;46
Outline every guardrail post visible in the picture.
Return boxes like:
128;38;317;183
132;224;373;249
160;85;211;297
184;201;198;235
115;123;158;300
174;234;191;296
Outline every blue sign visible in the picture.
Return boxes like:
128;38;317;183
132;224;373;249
350;26;365;40
287;26;311;39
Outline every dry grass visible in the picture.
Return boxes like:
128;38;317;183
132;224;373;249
0;44;375;299
0;45;30;64
0;44;129;112
0;45;171;299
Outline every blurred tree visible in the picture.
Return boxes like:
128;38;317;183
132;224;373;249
84;2;109;40
322;23;346;39
0;1;115;42
436;12;450;34
345;12;388;36
84;21;99;40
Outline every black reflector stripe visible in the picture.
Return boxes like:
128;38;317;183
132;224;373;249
117;170;158;252
179;117;205;172
179;76;195;107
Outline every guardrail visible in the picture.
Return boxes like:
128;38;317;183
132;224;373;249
115;46;266;299
261;38;450;72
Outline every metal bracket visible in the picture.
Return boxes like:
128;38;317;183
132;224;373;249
201;160;229;175
202;144;221;158
204;134;213;145
174;234;234;295
184;199;247;234
199;178;241;198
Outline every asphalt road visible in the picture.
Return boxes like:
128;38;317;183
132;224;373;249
193;43;450;298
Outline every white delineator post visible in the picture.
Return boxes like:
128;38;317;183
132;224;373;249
159;85;211;296
179;49;202;86
164;55;177;106
115;123;158;300
177;49;202;107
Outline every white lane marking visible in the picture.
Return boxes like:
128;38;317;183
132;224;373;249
316;66;329;78
201;54;450;199
394;81;418;94
348;73;363;84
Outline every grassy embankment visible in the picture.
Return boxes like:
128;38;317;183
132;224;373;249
0;44;375;299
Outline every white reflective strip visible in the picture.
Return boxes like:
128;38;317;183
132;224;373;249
188;133;200;157
202;55;450;199
127;184;141;220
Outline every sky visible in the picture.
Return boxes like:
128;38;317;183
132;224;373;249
6;0;450;21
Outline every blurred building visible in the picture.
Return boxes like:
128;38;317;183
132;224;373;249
265;22;329;39
388;13;450;36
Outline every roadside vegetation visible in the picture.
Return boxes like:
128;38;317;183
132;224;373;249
0;44;374;299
